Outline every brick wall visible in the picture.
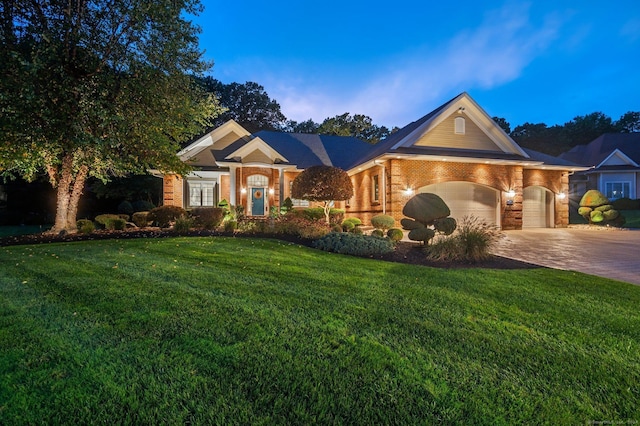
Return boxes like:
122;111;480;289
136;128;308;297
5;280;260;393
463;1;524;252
162;174;184;207
236;166;281;213
347;160;569;229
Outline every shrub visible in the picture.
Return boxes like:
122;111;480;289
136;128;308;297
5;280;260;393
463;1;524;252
282;197;294;213
148;206;186;228
303;207;345;224
387;228;404;242
612;197;640;210
371;214;395;231
371;229;384;238
94;214;122;230
173;215;194;232
273;215;331;239
401;193;456;244
117;200;134;215
342;217;362;232
425;216;501;262
76;219;95;234
224;220;237;232
331;224;343;233
578;190;624;226
118;214;130;221
132;211;150;228
434;217;457;235
408;227;435;245
313;233;394;256
132;200;155;212
192;207;225;230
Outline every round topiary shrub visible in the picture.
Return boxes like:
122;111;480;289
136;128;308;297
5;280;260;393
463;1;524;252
117;200;134;215
578;190;624;226
408;227;436;244
371;229;384;237
94;214;122;230
192;207;225;230
148;206;186;228
76;219;95;234
371;214;395;231
132;211;151;228
434;217;457;235
387;228;404;242
132;200;155;212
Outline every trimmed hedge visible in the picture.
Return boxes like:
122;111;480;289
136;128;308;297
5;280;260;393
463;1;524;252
371;214;395;231
313;232;394;256
132;211;151;228
76;219;95;234
148;206;186;228
94;214;126;230
192;207;225;230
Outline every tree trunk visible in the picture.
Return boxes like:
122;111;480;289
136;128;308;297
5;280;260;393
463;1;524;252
323;201;331;224
50;155;87;234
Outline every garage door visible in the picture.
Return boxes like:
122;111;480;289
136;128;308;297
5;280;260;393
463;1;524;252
419;182;499;226
523;186;552;228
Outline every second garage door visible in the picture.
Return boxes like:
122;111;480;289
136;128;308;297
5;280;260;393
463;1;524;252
418;181;500;226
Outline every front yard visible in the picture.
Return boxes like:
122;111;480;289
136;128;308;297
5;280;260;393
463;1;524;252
1;237;639;424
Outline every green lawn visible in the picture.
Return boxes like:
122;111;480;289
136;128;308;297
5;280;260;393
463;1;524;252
1;237;639;424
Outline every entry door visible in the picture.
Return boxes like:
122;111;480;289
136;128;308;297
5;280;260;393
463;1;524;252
251;188;265;216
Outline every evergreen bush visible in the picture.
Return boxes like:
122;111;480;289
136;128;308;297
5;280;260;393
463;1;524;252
76;219;95;234
117;200;134;215
173;215;194;232
94;214;122;230
148;206;186;228
387;228;404;242
192;207;224;230
132;211;150;228
313;233;394;256
371;214;395;231
132;200;155;212
371;229;384;237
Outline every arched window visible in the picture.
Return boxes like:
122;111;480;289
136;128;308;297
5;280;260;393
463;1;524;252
247;174;268;187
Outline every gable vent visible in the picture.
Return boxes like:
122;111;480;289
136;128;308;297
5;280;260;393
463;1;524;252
454;117;465;135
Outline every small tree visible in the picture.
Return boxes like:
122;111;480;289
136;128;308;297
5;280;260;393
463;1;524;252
291;166;353;224
401;193;457;244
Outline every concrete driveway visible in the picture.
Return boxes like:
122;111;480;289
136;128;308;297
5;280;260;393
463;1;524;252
492;228;640;286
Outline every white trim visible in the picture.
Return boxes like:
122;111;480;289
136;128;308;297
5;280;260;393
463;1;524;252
177;120;251;161
597;149;639;168
224;137;289;164
390;93;530;158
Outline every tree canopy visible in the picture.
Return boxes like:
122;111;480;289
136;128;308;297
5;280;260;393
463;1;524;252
291;165;353;223
0;0;221;233
199;77;287;133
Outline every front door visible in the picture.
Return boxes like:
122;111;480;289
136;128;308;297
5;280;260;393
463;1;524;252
251;187;265;216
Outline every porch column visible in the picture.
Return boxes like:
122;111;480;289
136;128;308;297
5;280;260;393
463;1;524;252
229;166;237;206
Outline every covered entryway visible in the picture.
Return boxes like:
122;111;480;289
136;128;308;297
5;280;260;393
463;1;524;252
522;186;554;228
247;174;268;216
419;181;500;226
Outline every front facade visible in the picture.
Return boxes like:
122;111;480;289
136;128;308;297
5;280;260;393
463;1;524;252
164;93;586;229
560;133;640;203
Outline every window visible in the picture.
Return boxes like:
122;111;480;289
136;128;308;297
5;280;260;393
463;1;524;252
289;181;309;207
247;174;268;187
188;180;216;207
372;174;380;202
605;182;630;200
454;117;465;134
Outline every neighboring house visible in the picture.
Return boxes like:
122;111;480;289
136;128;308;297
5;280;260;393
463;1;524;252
163;92;587;229
559;133;640;202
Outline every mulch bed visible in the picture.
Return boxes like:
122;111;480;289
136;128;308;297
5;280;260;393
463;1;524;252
0;228;538;270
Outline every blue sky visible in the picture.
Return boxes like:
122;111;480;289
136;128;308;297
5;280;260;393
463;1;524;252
194;1;640;130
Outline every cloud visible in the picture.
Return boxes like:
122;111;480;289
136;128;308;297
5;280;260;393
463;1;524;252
267;4;562;127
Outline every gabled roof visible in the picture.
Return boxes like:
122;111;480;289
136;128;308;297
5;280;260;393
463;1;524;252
177;94;586;173
559;133;640;169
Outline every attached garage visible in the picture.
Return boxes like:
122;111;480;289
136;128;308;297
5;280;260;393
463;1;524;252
522;186;554;228
419;181;500;227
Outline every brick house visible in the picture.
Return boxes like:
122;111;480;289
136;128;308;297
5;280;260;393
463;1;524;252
163;92;587;229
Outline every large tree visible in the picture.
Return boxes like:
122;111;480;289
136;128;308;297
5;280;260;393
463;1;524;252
0;0;220;233
200;77;286;133
291;165;353;224
317;113;391;143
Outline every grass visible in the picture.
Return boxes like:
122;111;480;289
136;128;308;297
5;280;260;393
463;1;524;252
1;237;639;424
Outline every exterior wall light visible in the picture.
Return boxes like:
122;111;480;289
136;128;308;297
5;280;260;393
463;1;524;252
268;188;275;195
403;187;414;196
506;190;516;198
241;187;247;194
557;192;566;200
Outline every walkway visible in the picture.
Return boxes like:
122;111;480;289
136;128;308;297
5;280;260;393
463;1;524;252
492;227;640;286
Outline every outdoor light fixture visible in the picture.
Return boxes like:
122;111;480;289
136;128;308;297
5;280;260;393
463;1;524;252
506;190;516;206
268;188;275;195
241;187;247;194
557;192;566;200
403;187;414;196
